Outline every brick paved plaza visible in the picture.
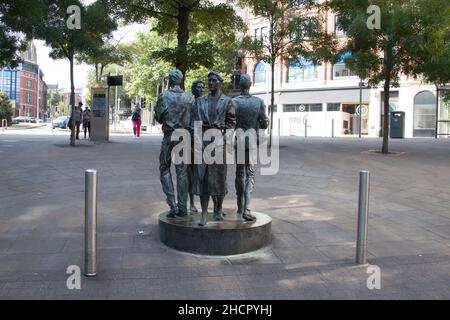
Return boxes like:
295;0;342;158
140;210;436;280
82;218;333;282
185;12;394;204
0;131;449;299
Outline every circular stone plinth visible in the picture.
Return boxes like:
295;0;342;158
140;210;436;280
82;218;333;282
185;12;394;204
158;210;272;255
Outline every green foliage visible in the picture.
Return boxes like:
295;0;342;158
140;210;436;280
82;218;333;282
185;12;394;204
106;0;244;88
77;42;133;83
47;88;62;109
329;0;450;152
122;25;172;105
238;0;337;145
0;0;45;68
0;90;13;124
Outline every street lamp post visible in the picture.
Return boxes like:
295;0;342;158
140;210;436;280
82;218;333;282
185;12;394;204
359;79;365;139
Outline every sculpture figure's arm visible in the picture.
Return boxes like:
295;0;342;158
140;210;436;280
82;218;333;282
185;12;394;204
154;94;166;124
258;100;269;130
224;98;236;130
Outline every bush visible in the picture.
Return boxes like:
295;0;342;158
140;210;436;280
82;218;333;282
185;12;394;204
0;91;13;126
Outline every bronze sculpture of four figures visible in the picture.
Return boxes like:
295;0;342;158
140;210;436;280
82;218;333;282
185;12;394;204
155;70;268;226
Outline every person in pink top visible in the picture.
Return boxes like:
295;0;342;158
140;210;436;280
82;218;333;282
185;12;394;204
131;102;142;138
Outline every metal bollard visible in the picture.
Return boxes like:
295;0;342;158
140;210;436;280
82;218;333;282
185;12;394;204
356;170;370;265
1;119;7;131
84;169;97;276
331;119;334;138
304;119;308;138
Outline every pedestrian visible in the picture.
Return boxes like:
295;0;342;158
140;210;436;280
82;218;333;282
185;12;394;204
74;102;83;140
131;102;142;138
82;107;91;139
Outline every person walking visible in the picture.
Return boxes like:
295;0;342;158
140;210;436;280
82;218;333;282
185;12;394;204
82;107;91;139
74;102;83;140
131;102;142;138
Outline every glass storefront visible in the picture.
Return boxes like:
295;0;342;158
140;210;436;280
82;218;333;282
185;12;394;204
413;91;436;137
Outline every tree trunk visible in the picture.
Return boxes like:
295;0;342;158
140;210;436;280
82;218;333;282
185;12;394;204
69;53;76;146
435;82;440;139
99;64;105;84
176;8;190;90
269;61;275;148
95;64;99;84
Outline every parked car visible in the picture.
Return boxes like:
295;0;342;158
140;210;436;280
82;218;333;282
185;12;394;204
12;116;32;123
30;117;44;123
52;116;70;129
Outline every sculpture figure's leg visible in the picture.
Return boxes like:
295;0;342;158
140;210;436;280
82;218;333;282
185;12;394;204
160;137;177;217
213;196;224;221
235;163;245;216
242;163;256;221
175;163;188;217
198;195;209;226
187;164;198;214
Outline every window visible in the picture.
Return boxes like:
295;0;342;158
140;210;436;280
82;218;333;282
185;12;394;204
284;104;322;112
254;61;267;85
26;80;32;88
288;56;318;82
26;93;32;103
334;16;345;36
254;26;269;41
327;103;341;112
268;105;277;113
309;104;323;112
413;91;436;137
333;51;355;78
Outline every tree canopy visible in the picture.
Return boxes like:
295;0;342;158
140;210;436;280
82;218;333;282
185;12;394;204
239;0;338;146
329;0;450;152
106;0;245;88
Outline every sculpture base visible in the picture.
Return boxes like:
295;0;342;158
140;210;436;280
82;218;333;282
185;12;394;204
158;209;272;255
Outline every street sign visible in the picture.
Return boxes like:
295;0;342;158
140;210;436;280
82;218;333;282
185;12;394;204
107;75;123;86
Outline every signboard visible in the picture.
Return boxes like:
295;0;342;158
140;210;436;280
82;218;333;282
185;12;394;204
91;87;109;141
92;92;106;117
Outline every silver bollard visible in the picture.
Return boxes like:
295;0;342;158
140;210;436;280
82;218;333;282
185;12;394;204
356;170;370;265
84;169;97;276
1;119;7;131
331;119;334;138
304;119;308;138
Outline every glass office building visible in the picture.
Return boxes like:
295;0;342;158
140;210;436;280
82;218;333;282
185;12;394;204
0;66;21;115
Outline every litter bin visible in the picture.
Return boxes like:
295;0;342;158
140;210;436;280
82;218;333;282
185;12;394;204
390;111;405;138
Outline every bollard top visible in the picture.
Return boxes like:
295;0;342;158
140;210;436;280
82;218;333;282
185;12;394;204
360;170;370;174
85;169;97;173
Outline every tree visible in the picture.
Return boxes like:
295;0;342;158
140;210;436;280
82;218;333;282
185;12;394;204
122;26;172;106
32;0;117;146
239;0;338;147
77;42;132;84
329;0;450;153
47;87;63;119
0;0;45;68
106;0;244;89
0;90;13;125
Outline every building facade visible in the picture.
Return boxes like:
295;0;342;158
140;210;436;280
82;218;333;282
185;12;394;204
0;41;48;120
241;3;447;138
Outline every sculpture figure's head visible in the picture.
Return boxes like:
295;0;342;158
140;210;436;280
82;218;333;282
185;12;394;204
169;69;183;87
191;80;205;98
239;74;252;90
208;71;223;92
